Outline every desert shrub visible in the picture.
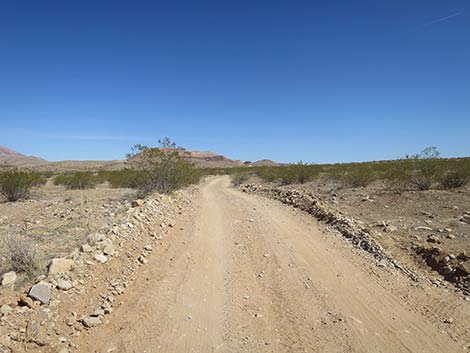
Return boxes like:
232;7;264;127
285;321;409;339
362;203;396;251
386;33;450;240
100;169;144;188
439;169;470;189
0;170;46;201
128;148;199;194
54;172;98;189
231;173;250;186
0;235;44;279
342;168;375;187
409;160;439;191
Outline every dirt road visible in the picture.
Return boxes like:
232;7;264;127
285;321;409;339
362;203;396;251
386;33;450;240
76;176;463;353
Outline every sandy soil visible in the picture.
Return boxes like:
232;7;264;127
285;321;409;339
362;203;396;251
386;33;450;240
73;176;467;353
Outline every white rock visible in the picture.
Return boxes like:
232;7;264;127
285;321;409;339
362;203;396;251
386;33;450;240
1;271;17;286
48;258;75;275
94;254;108;264
57;279;73;291
81;244;93;253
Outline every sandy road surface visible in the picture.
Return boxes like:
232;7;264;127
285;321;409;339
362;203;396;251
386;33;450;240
76;176;463;353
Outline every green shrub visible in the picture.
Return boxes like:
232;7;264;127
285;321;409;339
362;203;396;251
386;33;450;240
128;148;200;194
100;169;144;188
54;172;98;189
0;170;46;201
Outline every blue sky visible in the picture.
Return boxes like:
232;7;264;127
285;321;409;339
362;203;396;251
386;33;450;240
1;0;469;163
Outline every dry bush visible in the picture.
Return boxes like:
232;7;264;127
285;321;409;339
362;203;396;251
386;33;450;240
440;169;469;189
0;235;44;279
231;173;250;186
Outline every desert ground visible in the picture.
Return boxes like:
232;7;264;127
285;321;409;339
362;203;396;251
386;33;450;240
0;174;469;353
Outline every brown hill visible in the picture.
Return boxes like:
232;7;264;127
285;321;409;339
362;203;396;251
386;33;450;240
0;145;47;168
0;146;248;171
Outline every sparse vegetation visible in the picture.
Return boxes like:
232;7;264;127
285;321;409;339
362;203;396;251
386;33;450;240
54;171;99;189
0;235;44;279
0;169;46;201
231;173;250;186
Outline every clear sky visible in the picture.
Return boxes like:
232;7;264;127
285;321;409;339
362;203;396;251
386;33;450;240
1;0;469;163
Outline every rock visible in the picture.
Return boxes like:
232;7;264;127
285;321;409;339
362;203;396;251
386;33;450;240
29;282;52;305
103;243;115;256
1;271;17;286
91;308;104;317
48;258;75;275
87;233;106;244
94;254;108;264
143;245;153;251
0;305;12;316
18;296;35;308
81;244;93;253
426;235;441;244
57;279;73;291
385;225;398;233
460;214;470;224
137;255;148;264
415;226;433;231
132;199;145;207
82;316;102;328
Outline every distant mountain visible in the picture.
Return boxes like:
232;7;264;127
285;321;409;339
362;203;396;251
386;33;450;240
250;159;280;167
0;145;48;167
130;148;245;168
0;145;278;171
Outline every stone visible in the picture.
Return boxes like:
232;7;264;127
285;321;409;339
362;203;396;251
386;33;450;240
137;255;148;264
18;296;35;308
143;245;153;251
460;215;470;224
57;279;73;291
415;226;433;231
1;271;17;286
385;225;398;233
0;305;12;316
94;254;108;264
103;243;115;256
82;316;102;328
91;308;104;317
29;282;52;305
48;258;75;275
81;244;93;253
426;236;441;244
132;199;145;207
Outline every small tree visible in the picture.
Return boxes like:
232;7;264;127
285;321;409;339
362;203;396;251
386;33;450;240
158;137;177;149
405;146;441;160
